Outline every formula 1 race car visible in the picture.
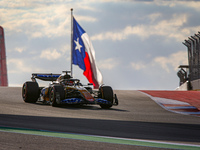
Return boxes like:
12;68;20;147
22;71;118;109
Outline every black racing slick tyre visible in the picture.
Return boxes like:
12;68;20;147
99;86;113;109
49;85;65;107
22;81;39;103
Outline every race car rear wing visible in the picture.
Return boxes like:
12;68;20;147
32;73;61;82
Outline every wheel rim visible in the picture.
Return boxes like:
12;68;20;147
50;89;54;103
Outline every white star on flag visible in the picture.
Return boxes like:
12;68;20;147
74;38;82;52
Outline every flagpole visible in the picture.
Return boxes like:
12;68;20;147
70;8;73;77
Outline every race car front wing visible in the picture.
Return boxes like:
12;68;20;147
59;98;112;105
56;94;118;106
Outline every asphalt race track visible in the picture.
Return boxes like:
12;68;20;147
1;87;200;150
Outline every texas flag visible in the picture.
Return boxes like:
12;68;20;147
72;17;103;89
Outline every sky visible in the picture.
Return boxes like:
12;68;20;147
1;0;200;90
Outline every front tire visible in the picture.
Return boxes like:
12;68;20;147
49;85;65;107
99;86;113;109
22;81;39;103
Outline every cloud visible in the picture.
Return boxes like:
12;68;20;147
91;13;189;42
148;13;162;23
130;51;188;73
40;49;62;60
0;0;73;8
153;0;178;7
75;16;97;22
1;2;98;38
3;0;198;40
7;58;42;73
154;0;200;10
98;58;119;70
153;51;188;73
14;47;26;53
131;62;146;70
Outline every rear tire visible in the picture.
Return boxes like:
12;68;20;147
49;85;65;107
99;86;113;109
22;81;39;103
